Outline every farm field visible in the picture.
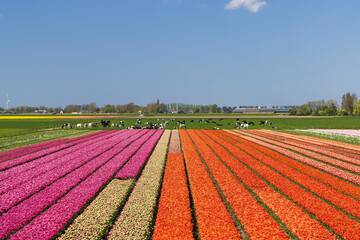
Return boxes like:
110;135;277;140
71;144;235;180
1;129;360;239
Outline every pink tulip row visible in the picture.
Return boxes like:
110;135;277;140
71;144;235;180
0;130;152;239
0;131;129;201
8;130;156;240
0;130;120;183
314;129;360;137
0;130;117;171
168;130;182;153
228;130;360;186
0;130;139;217
115;130;163;179
0;131;106;163
0;139;67;162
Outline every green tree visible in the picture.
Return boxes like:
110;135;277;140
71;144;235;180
353;99;360;116
342;92;357;115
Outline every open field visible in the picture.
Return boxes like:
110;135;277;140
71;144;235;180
1;129;360;239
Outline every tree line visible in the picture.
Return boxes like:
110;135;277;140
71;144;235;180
1;92;360;116
289;92;359;116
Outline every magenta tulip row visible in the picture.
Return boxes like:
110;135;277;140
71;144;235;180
0;131;106;163
0;132;126;200
0;130;117;171
0;130;155;239
115;130;163;179
0;131;122;185
9;130;157;240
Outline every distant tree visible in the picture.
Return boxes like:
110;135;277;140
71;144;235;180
103;104;115;113
296;104;311;115
144;103;158;114
124;102;136;113
341;92;357;115
353;99;360;116
64;105;81;113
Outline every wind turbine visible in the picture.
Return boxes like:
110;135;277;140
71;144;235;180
6;94;11;110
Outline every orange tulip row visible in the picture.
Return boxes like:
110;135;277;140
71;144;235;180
229;130;360;186
212;131;360;221
220;130;360;201
237;130;360;175
187;130;290;239
199;130;337;239
152;153;193;240
179;129;241;239
247;130;360;165
211;130;360;239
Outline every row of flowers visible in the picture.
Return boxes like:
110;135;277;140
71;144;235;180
0;130;151;239
0;130;123;195
8;130;156;240
236;130;360;178
262;129;360;153
0;130;117;171
249;130;360;165
108;131;172;240
180;129;242;239
0;130;135;214
115;130;164;179
221;130;360;201
229;130;360;189
58;178;135;240
216;130;360;239
219;131;360;222
0;130;106;162
168;130;182;153
264;130;360;162
188;130;290;239
152;152;193;239
200;130;336;239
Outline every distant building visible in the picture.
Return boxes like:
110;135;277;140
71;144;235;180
233;107;291;114
35;110;47;114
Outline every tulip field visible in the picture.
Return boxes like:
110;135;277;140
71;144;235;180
1;128;360;239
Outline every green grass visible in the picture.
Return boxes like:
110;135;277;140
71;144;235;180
0;129;97;152
1;116;360;151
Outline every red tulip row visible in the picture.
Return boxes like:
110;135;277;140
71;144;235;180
212;131;360;220
228;130;360;186
248;130;360;165
212;130;360;239
187;130;290;239
219;130;360;201
237;130;360;175
198;130;337;239
180;129;241;239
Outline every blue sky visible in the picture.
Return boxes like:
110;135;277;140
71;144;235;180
0;0;359;108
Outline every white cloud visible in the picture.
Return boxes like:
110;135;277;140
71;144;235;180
224;0;267;13
0;14;3;18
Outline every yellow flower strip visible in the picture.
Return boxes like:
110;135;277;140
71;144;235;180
107;130;170;240
58;178;134;240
